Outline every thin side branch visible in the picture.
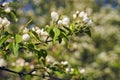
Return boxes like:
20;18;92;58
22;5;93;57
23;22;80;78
0;67;65;80
0;67;42;77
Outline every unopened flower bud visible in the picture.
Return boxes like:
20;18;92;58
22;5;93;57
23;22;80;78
73;14;77;19
76;10;80;14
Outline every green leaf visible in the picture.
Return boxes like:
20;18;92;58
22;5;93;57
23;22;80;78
63;26;72;35
12;42;19;56
15;34;22;43
19;19;32;33
61;32;68;41
24;19;32;29
6;42;12;50
45;26;52;33
53;27;60;43
37;49;47;60
58;36;62;43
27;43;36;51
54;71;64;78
49;28;54;38
73;68;80;75
40;49;47;59
29;30;40;41
53;27;60;38
59;28;67;33
0;35;10;47
10;11;18;22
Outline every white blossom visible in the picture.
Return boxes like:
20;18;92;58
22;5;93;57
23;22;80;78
2;17;10;26
24;62;29;66
22;33;30;41
61;17;70;26
36;29;42;34
79;11;88;18
4;7;11;13
2;2;9;7
76;10;80;14
61;61;68;65
16;58;25;67
77;11;92;25
36;28;48;36
79;68;85;73
46;55;55;63
83;17;92;25
0;58;7;67
51;11;59;21
32;71;36;74
65;68;69;72
30;65;34;69
71;68;74;72
0;17;10;27
65;68;74;73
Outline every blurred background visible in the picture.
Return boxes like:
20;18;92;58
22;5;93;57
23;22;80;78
0;0;120;80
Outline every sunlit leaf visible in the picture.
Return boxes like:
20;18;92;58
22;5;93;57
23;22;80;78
15;34;22;43
53;27;60;43
12;42;19;56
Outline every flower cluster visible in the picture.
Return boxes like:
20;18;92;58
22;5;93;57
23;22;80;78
0;17;10;29
22;25;48;41
36;28;48;36
11;58;34;69
73;11;92;25
58;16;70;26
65;67;74;74
61;61;68;65
51;11;70;26
2;2;11;13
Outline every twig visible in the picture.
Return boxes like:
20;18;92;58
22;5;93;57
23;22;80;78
0;67;65;80
0;67;42;77
35;38;53;45
45;36;50;43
